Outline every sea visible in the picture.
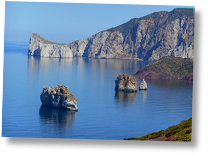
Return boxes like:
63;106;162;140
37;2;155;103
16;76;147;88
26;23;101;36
2;42;193;140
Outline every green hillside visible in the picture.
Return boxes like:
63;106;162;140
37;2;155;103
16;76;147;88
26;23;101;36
124;118;192;142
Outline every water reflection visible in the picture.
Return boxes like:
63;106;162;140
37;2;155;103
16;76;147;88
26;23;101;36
28;56;148;74
139;90;147;104
114;91;137;107
28;56;148;77
39;106;76;130
88;58;148;72
144;79;193;89
27;56;41;75
27;56;74;87
27;56;73;72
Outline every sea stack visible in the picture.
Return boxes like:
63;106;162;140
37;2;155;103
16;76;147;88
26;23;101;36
115;74;137;92
139;79;147;90
28;33;73;58
40;85;78;111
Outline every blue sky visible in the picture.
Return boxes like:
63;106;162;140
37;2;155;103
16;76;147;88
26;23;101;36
4;2;194;44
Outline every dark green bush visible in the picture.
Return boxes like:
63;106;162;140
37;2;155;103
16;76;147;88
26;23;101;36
172;133;192;142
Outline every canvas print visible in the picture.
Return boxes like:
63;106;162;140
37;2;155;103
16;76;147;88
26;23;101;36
2;2;194;141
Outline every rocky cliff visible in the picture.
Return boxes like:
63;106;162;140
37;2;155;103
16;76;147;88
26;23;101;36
28;8;194;60
28;33;73;57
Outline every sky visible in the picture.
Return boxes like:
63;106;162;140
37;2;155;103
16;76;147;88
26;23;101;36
4;1;194;44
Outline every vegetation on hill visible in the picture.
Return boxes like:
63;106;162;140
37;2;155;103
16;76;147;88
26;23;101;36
124;118;192;142
134;56;193;82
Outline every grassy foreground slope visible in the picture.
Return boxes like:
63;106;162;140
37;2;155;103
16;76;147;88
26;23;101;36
124;118;192;142
134;56;193;82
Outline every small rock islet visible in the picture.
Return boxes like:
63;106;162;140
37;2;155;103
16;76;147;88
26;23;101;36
139;79;148;90
40;85;78;111
115;74;137;92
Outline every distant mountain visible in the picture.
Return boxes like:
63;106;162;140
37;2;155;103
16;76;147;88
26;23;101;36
134;56;193;82
28;8;194;61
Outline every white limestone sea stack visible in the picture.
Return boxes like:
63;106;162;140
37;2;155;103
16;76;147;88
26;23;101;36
139;79;147;90
28;33;73;58
40;85;78;111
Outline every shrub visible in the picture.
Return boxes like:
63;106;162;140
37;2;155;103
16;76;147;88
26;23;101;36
124;118;192;141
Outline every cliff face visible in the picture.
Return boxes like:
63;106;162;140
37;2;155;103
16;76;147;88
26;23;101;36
28;8;194;60
28;33;73;58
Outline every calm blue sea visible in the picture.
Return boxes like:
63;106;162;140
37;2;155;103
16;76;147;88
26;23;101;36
2;43;193;140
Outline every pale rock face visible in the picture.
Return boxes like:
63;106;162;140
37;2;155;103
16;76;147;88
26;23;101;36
69;39;89;57
115;74;137;92
82;31;112;58
99;32;124;58
149;17;194;61
139;79;147;90
28;33;73;58
40;85;78;111
28;8;194;60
